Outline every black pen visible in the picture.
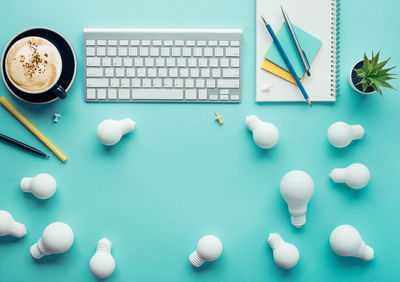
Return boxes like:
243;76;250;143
0;133;49;158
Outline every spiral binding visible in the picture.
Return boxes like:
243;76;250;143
330;0;340;96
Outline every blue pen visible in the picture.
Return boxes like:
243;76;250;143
260;16;312;106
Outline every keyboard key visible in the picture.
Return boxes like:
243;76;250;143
185;89;197;100
186;40;195;46
150;47;159;57
231;41;240;46
203;48;213;57
108;40;118;46
212;69;221;77
217;79;240;88
175;40;184;46
231;95;240;100
86;40;95;46
121;79;130;87
102;57;112;66
193;48;202;57
97;47;106;56
124;58;133;67
119;40;128;46
219;40;229;46
153;79;162;88
220;58;229;67
129;47;138;56
215;48;223;57
188;58;197;67
132;89;183;100
231;58;240;67
153;40;162;46
86;47;95;56
126;69;135;77
182;48;191;57
169;68;178;78
132;79;141;87
87;78;108;87
174;79;184;88
108;89;117;99
86;88;96;99
185;79;194;88
161;48;170;57
164;40;173;46
159;68;168;77
198;58;207;67
209;40;218;46
130;40;140;46
87;57;101;66
143;79;151;88
225;48;240;57
142;40;151;46
116;68;125;77
140;47;149;56
223;68;240;78
118;47;128;56
156;58;165;67
198;89;207;99
197;40;206;46
209;58;218;67
145;58;155;67
118;89;130;99
113;58;122;66
180;68;189;77
105;68;114;77
97;89;107;99
110;78;120;87
190;68;200;78
137;68;146;77
107;47;117;56
220;95;229;100
87;68;103;77
209;94;218;100
164;79;173;88
220;89;229;94
201;69;210;77
134;58;144;67
206;79;216;88
196;79;205;88
148;68;157;77
171;48;181;57
97;40;106;46
177;58;186;67
166;58;175;67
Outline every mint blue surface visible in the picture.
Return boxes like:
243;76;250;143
265;22;322;78
0;0;399;281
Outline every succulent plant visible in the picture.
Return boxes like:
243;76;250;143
354;51;396;96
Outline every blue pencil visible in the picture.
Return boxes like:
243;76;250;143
260;16;312;106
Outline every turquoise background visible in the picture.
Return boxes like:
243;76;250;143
0;0;399;281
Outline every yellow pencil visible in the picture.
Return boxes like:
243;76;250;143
0;96;67;162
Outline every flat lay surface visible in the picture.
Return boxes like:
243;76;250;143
0;0;400;281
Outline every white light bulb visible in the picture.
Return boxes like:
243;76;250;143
20;173;57;199
189;235;223;267
30;222;74;259
96;118;136;146
0;210;27;238
280;170;314;228
246;115;279;149
330;225;374;261
330;163;370;189
327;122;364;148
267;233;299;269
90;238;116;279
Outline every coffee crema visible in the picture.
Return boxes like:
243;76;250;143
6;37;62;93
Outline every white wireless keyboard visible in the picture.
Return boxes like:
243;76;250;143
84;28;242;103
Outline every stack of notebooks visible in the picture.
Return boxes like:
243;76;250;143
256;0;340;102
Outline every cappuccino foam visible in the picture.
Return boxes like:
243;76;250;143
6;37;62;93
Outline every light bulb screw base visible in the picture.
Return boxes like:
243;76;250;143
291;215;306;228
20;177;32;192
267;233;283;250
330;168;346;183
120;118;135;135
96;238;112;253
189;251;205;267
351;125;365;140
30;243;45;259
245;115;260;132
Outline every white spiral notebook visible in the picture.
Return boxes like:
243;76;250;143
256;0;340;102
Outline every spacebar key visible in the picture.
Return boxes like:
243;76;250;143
132;89;183;100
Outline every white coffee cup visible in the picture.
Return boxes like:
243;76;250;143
5;36;67;98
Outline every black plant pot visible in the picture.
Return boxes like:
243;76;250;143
349;60;376;95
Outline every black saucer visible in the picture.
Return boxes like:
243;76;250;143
1;27;77;104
